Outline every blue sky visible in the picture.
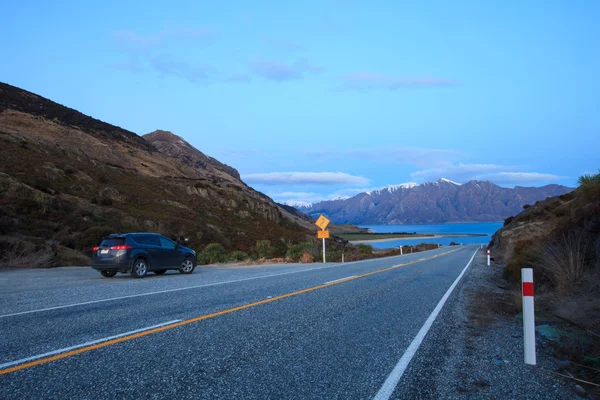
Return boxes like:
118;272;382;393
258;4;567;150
2;0;599;204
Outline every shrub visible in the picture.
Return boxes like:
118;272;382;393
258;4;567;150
255;240;276;259
0;243;54;268
198;243;227;265
523;204;531;210
357;243;373;255
229;250;248;262
286;243;313;262
536;229;593;292
504;216;514;226
300;252;314;263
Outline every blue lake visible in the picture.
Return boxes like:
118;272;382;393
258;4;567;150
359;222;503;249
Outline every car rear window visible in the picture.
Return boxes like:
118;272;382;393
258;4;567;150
100;238;125;247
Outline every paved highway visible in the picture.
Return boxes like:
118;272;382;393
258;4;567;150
0;245;479;399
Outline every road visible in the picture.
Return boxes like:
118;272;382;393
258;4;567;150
0;245;479;399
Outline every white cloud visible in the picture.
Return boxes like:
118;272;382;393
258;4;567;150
338;72;455;91
243;172;369;186
411;163;562;185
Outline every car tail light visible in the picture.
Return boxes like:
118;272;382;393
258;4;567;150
111;245;132;250
93;246;99;251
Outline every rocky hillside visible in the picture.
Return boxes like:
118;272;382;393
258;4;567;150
304;179;573;224
0;82;312;265
143;130;241;181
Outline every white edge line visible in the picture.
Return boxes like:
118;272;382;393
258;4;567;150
0;319;181;370
0;246;459;319
373;248;478;400
324;275;356;285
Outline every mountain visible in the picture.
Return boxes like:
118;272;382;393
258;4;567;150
143;130;241;181
0;82;311;265
304;178;574;224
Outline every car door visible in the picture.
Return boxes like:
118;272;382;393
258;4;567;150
158;236;182;268
134;235;164;269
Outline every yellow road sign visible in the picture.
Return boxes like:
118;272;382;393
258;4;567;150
315;215;330;230
317;230;330;239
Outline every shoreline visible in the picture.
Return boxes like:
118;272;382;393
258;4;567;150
349;233;486;244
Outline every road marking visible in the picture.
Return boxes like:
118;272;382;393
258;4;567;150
0;319;181;370
0;249;447;319
0;248;463;376
324;275;357;284
373;249;478;400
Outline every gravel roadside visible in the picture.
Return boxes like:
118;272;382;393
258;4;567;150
393;250;581;399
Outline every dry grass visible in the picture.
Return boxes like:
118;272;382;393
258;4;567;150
0;243;54;268
536;229;593;293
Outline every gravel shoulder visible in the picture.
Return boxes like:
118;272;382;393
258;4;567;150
392;250;580;399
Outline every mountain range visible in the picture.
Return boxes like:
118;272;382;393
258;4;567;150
296;178;573;224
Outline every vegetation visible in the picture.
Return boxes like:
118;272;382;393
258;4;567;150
494;169;600;393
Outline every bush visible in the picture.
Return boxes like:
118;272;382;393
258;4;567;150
255;240;277;259
286;243;314;262
536;230;593;292
300;252;314;263
0;243;54;268
357;243;373;255
523;204;531;210
229;250;248;262
504;216;514;226
198;243;227;265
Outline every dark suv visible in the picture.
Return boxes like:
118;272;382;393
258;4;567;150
92;233;197;278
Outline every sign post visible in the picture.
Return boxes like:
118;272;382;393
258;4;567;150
315;215;330;263
487;250;491;266
522;268;536;365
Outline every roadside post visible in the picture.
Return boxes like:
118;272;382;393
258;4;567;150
487;250;491;266
522;268;536;365
399;246;402;256
315;215;330;263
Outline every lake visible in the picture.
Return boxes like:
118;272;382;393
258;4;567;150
359;222;503;249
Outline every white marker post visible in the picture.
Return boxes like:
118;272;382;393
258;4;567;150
400;246;403;256
522;268;536;365
487;250;490;266
342;253;344;263
322;238;326;263
410;247;413;254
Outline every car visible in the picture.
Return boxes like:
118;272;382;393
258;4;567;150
92;233;197;278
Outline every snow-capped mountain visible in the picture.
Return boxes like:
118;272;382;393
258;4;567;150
303;178;573;224
281;200;314;209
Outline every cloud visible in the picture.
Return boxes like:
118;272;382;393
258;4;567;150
411;163;562;185
224;73;252;83
242;172;369;186
338;72;456;91
111;27;216;82
306;147;461;168
149;56;215;82
249;59;323;81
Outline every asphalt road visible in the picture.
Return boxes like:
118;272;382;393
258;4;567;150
0;245;479;399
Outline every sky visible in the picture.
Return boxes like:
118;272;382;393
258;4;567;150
2;0;599;205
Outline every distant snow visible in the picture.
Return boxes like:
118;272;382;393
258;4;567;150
366;182;419;196
281;200;313;208
439;178;461;185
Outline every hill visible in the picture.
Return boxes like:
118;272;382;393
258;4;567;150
0;82;312;266
304;179;573;224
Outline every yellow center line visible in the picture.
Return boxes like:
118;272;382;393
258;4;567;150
0;248;462;376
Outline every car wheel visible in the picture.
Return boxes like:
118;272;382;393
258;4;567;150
179;257;195;274
131;259;148;278
154;269;167;275
100;270;117;278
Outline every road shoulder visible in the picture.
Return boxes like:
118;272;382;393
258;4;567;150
392;251;578;399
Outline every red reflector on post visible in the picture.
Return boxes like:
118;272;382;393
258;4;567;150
110;245;132;250
523;282;534;297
